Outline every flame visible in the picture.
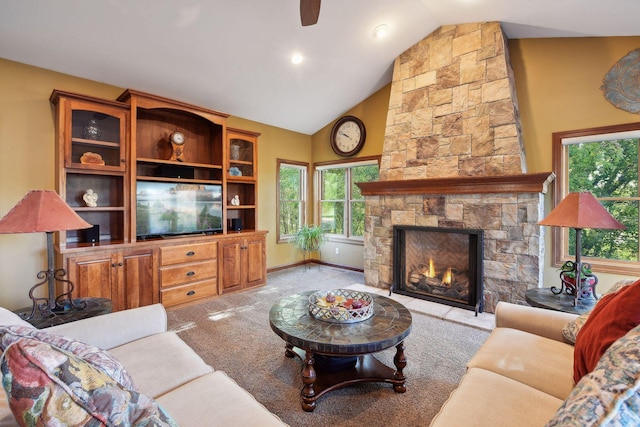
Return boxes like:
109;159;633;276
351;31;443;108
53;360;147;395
443;267;453;285
423;258;435;278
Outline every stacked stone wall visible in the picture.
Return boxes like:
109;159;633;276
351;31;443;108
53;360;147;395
366;22;544;313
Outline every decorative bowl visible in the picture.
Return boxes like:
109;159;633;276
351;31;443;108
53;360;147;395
308;289;374;323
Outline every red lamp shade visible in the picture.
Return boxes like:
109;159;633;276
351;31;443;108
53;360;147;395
538;192;625;230
0;190;91;233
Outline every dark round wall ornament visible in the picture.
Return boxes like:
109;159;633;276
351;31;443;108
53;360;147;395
601;48;640;114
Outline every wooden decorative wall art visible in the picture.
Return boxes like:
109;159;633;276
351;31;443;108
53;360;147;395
601;48;640;114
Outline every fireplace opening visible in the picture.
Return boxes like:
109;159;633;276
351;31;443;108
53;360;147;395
392;226;484;313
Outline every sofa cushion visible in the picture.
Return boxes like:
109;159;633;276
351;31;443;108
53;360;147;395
0;324;136;390
0;308;33;328
574;279;640;383
562;279;636;344
429;367;563;427
467;327;575;400
546;324;640;426
1;339;177;427
108;331;213;398
156;371;288;427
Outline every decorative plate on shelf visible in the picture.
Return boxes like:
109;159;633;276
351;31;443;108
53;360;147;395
308;289;374;323
229;167;242;176
80;152;105;165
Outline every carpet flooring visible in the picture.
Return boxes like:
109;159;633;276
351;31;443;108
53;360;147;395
166;265;490;426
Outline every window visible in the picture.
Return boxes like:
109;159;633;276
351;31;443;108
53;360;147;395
552;123;640;275
277;159;308;242
315;158;379;240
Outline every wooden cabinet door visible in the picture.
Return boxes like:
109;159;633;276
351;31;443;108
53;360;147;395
245;235;266;288
219;238;243;293
67;253;117;302
120;250;156;310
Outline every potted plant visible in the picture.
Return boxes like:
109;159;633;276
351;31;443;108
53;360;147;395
293;224;327;266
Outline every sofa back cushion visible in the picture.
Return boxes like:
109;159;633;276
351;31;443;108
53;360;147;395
573;279;640;383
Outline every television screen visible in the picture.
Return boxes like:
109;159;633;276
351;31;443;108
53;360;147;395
136;181;223;238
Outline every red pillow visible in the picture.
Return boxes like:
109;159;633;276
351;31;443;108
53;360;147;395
573;278;640;383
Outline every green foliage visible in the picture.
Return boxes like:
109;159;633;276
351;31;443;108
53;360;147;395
568;138;639;261
293;224;327;253
319;164;379;236
279;165;303;236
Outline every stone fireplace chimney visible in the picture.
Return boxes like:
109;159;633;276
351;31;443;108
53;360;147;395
359;22;554;313
381;22;525;181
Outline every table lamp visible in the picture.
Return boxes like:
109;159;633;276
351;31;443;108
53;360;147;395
0;190;92;319
538;192;625;306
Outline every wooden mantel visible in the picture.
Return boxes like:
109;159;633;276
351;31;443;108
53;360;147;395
357;172;555;196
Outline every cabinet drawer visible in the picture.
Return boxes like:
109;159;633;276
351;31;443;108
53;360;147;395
160;279;217;307
160;260;217;288
160;242;217;266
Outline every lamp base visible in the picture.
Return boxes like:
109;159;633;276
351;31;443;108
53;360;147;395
20;268;86;321
551;260;598;306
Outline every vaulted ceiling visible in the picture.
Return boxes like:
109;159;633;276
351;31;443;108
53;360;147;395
1;0;639;134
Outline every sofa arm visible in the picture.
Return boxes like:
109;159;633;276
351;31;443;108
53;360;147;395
495;301;578;342
45;304;167;350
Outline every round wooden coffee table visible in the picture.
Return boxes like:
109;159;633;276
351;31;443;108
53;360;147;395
269;290;412;412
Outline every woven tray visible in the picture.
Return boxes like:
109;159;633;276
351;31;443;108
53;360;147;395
308;289;374;323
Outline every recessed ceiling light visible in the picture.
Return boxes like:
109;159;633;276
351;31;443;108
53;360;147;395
372;24;389;39
291;54;303;65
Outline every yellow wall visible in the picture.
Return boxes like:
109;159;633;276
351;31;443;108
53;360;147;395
309;84;391;268
2;35;640;308
0;58;313;309
509;36;640;291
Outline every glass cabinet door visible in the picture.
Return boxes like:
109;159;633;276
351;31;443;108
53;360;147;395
66;102;127;172
227;135;255;179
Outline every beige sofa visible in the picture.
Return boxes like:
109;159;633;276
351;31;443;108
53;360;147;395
430;301;580;427
0;304;287;426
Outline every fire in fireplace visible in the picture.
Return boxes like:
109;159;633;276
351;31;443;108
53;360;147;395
392;226;484;313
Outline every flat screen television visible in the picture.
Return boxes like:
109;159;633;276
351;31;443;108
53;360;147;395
136;181;223;238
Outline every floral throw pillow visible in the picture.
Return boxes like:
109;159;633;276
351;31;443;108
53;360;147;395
546;324;640;427
562;279;637;344
1;339;177;427
0;324;137;391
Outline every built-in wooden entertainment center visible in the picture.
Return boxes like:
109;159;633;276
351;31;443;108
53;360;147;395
51;89;266;312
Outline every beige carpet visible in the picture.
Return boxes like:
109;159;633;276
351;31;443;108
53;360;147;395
166;265;489;427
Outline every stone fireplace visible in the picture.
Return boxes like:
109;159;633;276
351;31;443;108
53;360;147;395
357;22;553;313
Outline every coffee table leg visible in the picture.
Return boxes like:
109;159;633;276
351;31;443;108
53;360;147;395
393;341;407;393
301;350;317;412
284;343;295;358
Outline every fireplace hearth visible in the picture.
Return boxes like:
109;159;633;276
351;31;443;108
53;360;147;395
393;226;484;313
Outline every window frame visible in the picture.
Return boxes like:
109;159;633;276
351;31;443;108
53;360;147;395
314;156;380;244
551;122;640;276
276;159;308;243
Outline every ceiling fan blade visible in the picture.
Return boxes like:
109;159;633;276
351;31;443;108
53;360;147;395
300;0;321;26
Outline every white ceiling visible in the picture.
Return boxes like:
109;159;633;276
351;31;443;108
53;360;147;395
1;0;639;135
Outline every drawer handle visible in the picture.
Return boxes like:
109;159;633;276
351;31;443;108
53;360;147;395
187;290;196;296
186;251;196;256
186;271;195;277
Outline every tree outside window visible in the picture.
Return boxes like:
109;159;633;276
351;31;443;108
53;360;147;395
317;160;379;239
277;160;307;242
552;123;640;275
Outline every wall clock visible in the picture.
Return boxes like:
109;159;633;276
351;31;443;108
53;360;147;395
330;116;366;157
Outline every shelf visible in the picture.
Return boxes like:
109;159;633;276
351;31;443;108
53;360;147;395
137;157;223;170
136;176;222;185
72;138;120;147
227;205;256;210
74;206;125;212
